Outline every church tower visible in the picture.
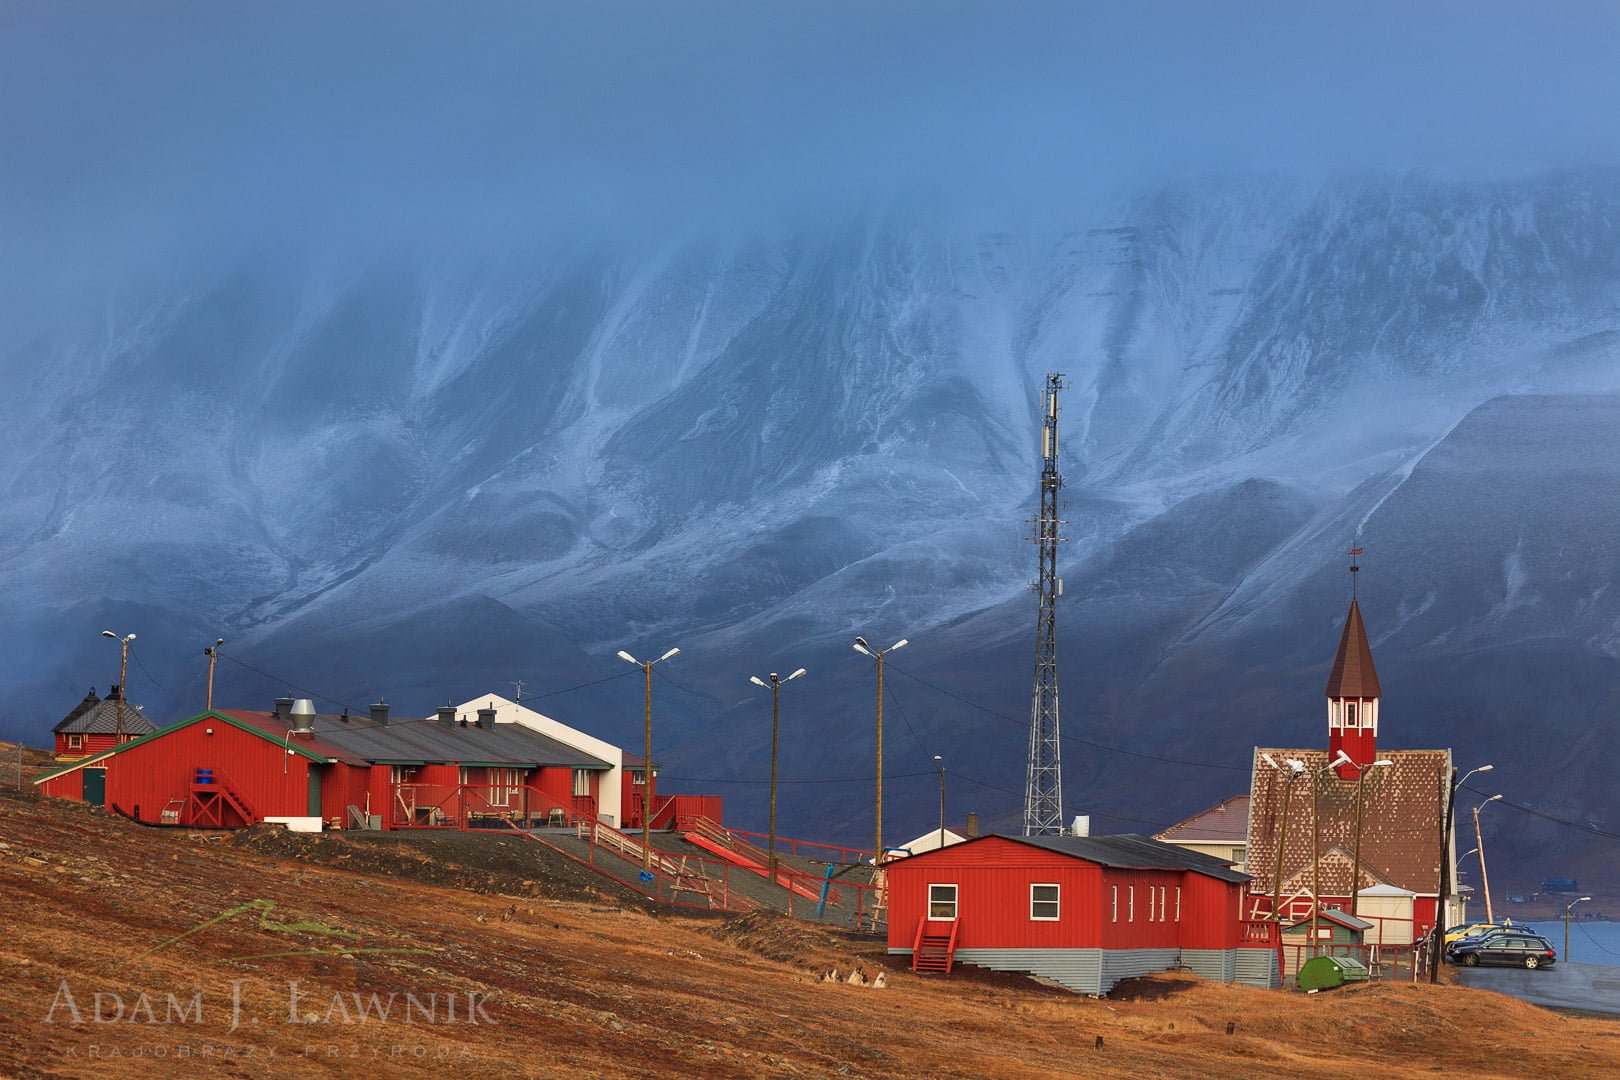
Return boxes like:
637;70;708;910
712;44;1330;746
1325;582;1381;780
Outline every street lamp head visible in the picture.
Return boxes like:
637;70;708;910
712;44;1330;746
1477;764;1495;773
852;642;872;657
1260;752;1278;770
749;676;768;688
1372;759;1393;767
126;633;135;643
934;755;942;764
102;629;117;638
1330;749;1354;769
890;638;909;652
617;650;639;665
787;668;806;681
854;636;869;649
658;647;680;662
215;638;224;647
1486;794;1503;803
1284;758;1306;773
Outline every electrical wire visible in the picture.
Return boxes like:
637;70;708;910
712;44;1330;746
127;645;168;692
658;769;937;786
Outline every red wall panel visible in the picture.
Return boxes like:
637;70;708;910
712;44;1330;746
100;719;318;823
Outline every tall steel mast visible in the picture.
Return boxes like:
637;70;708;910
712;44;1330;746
1024;372;1066;835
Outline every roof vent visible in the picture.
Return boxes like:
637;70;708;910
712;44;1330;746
476;706;497;730
274;696;294;722
370;700;389;727
1071;815;1091;838
437;705;456;729
289;698;317;734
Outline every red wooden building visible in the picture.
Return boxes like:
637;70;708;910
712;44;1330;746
51;685;155;758
34;698;620;830
885;833;1277;994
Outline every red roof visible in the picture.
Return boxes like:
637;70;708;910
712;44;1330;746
1324;599;1381;699
1154;795;1249;844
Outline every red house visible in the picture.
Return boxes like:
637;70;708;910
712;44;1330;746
885;833;1277;994
34;698;615;830
51;685;155;758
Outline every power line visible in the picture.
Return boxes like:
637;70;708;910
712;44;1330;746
886;659;1248;773
659;769;937;786
127;644;168;692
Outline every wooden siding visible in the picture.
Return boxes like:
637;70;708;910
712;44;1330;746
38;767;84;801
1098;869;1183;950
886;837;1105;951
1179;873;1243;949
102;720;319;823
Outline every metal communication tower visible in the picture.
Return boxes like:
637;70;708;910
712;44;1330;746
1024;372;1066;835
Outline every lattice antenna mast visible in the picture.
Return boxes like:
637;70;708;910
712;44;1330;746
1025;372;1067;835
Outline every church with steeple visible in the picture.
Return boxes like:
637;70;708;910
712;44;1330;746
1244;563;1458;961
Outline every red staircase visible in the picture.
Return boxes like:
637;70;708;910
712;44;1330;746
912;918;958;974
185;775;257;827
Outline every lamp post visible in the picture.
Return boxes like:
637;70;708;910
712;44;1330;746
749;667;805;876
934;755;946;850
1473;794;1504;924
100;630;136;740
1260;753;1306;925
1431;763;1494;983
618;646;680;872
853;635;907;866
1565;895;1592;962
203;638;224;711
1346;757;1393;920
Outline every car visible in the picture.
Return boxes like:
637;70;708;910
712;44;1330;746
1443;920;1534;945
1448;932;1557;969
1448;924;1540;952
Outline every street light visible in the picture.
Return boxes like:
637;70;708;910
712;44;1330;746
100;630;136;740
934;755;946;851
748;667;805;876
1342;755;1393;920
1260;753;1307;927
618;646;680;871
853;635;907;866
1565;895;1593;962
203;638;224;711
1431;762;1494;983
1473;793;1504;924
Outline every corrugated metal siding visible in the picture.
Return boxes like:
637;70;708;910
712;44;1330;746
1098;870;1182;949
1180;948;1237;983
1100;947;1180;990
1234;948;1280;988
1180;874;1241;948
953;948;1106;994
39;769;84;800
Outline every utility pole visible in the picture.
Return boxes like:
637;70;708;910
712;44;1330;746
618;647;680;872
750;668;805;877
1473;794;1504;923
853;636;907;864
203;639;223;711
1025;372;1066;835
101;630;135;740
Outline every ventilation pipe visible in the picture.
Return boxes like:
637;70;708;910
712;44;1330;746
436;705;457;729
370;700;390;727
965;811;979;838
476;706;497;730
289;698;316;734
274;696;294;722
1071;815;1091;837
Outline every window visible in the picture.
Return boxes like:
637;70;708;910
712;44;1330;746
928;884;958;920
1030;884;1060;921
573;769;591;797
1111;885;1118;922
489;769;522;807
390;765;417;784
1129;885;1136;922
1175;887;1182;922
1345;701;1359;729
1148;886;1157;922
1160;886;1168;922
66;734;83;750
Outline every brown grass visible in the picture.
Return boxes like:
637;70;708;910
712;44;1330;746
3;763;1618;1079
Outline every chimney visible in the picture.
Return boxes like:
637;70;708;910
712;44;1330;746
289;698;316;735
274;696;294;722
437;705;457;729
370;700;390;726
476;705;497;730
965;811;979;838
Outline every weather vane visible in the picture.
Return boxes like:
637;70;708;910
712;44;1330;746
1348;545;1365;598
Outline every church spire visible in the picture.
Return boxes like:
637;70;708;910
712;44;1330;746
1326;549;1381;779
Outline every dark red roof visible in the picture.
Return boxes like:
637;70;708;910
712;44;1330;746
1324;599;1381;699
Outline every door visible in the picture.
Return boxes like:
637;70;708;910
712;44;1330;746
308;765;325;817
82;768;106;807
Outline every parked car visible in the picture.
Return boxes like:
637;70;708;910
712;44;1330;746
1448;932;1557;969
1449;924;1540;951
1444;920;1534;945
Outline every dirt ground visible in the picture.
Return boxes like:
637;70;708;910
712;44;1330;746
6;752;1620;1078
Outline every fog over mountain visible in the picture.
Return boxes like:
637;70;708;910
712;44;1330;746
7;5;1620;882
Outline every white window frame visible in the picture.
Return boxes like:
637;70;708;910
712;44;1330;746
1160;886;1168;922
1345;700;1359;729
66;733;84;750
1111;885;1118;922
928;883;959;921
1148;885;1157;922
1129;884;1136;922
1030;883;1060;921
573;768;591;798
1175;886;1182;922
489;768;522;807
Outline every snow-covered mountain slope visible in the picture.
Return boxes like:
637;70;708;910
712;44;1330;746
5;172;1620;871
